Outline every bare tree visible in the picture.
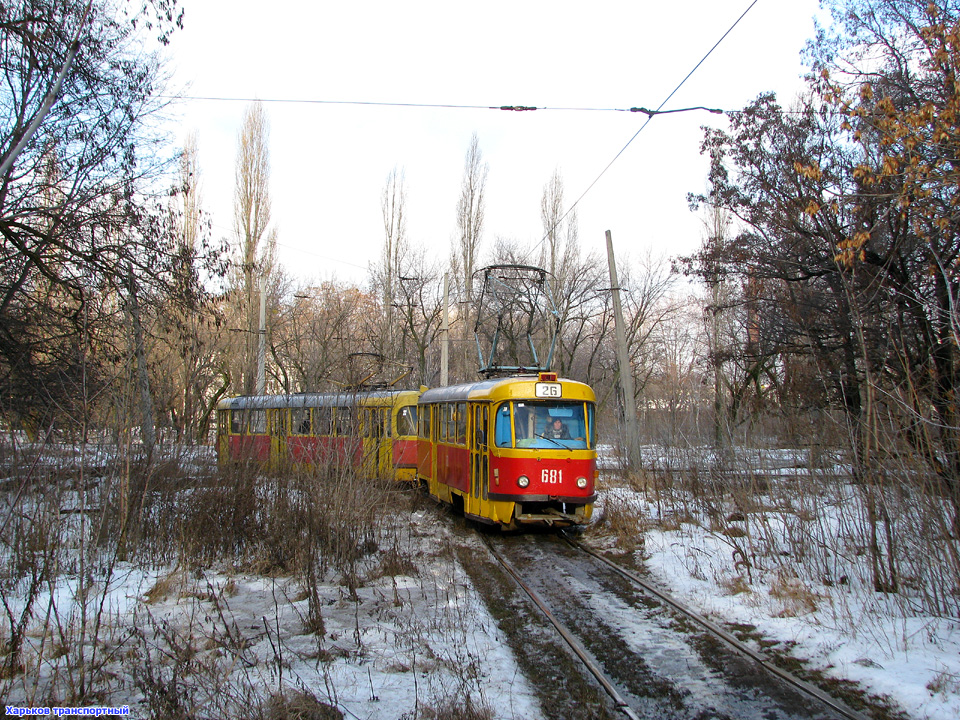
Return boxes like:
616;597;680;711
452;133;488;381
540;169;575;282
380;167;407;359
0;1;184;434
233;101;273;395
394;247;445;386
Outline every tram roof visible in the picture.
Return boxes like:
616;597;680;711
217;388;420;411
419;375;595;404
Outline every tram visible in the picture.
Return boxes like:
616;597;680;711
417;371;597;528
216;389;421;480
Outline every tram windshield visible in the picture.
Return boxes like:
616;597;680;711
494;401;594;450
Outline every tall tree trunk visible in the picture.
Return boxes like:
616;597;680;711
127;274;155;463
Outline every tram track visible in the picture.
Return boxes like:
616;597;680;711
481;530;875;720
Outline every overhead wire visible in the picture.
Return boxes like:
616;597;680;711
163;94;727;115
523;0;762;265
167;93;831;118
175;0;769;279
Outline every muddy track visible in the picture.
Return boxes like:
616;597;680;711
484;530;852;720
446;518;621;719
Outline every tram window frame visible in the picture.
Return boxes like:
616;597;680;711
455;402;467;445
493;400;592;449
418;405;430;439
363;408;385;439
335;407;355;436
397;406;417;438
231;409;244;434
292;408;311;435
494;404;512;447
314;407;333;435
249;410;267;435
440;405;448;443
587;403;597;447
347;408;359;436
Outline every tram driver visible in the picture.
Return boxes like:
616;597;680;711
546;415;571;440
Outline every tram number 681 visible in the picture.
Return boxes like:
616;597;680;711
541;469;563;484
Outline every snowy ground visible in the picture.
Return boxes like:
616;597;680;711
5;441;960;719
589;483;960;720
2;506;541;720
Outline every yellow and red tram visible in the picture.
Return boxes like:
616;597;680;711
417;372;597;528
216;389;421;481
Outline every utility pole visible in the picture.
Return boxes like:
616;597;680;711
605;230;640;471
441;272;450;386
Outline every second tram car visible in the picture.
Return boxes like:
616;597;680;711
216;389;421;481
417;372;597;528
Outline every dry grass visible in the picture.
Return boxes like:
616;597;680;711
769;568;821;617
587;493;648;555
926;668;960;699
719;574;752;596
0;441;416;713
266;690;343;720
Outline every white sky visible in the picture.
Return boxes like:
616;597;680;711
164;0;824;287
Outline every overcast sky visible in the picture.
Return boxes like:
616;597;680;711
164;0;825;287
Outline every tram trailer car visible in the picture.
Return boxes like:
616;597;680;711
216;390;421;481
417;372;597;528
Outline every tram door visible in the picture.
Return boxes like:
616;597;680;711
379;408;392;477
270;409;288;470
469;404;489;501
361;407;390;478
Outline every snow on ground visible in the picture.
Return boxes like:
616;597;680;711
590;483;960;720
4;508;541;720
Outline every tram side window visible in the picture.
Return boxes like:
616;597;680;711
418;405;430;439
315;407;333;435
292;408;311;435
397;406;417;438
231;410;244;434
446;404;456;443
363;408;385;439
249;410;267;435
456;402;467;445
335;407;355;436
440;405;450;442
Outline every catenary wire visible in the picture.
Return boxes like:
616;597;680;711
161;94;728;115
522;0;762;266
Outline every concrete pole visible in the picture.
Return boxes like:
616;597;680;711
441;272;450;386
605;230;641;471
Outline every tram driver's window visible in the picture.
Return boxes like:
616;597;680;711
514;404;533;446
495;404;512;447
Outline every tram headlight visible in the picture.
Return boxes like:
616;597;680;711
576;477;588;489
517;475;530;488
